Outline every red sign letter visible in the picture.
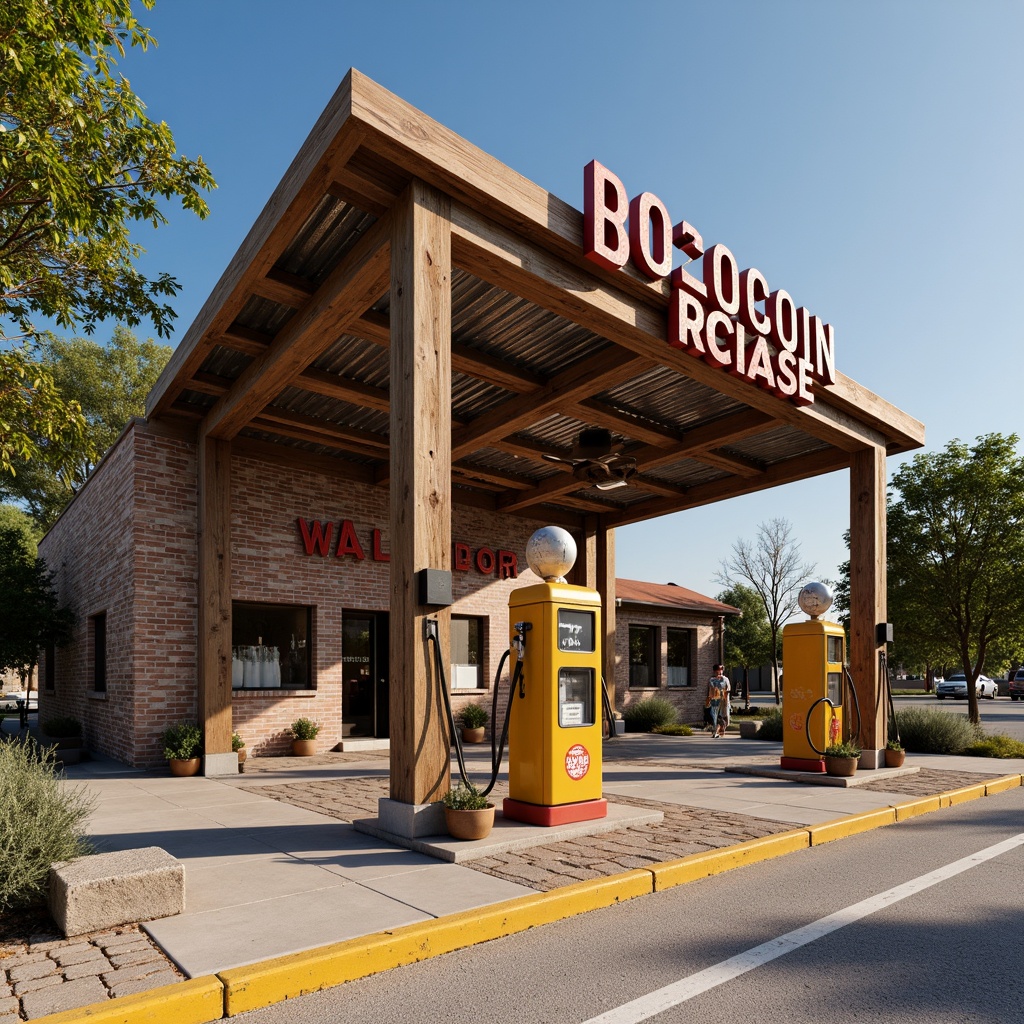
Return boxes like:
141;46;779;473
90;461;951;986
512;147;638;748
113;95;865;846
497;550;519;579
629;191;672;280
335;519;366;560
454;542;472;572
583;161;629;271
372;529;390;562
297;518;333;557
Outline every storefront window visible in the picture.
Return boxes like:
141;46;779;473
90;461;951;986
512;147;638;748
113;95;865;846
667;628;691;686
629;625;658;688
232;602;312;689
451;616;483;689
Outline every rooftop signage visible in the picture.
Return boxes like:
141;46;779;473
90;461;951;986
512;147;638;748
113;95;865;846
583;160;836;406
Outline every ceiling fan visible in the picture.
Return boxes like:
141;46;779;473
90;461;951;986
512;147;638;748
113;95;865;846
542;427;637;490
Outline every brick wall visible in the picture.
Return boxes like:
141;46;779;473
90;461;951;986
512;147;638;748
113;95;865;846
38;424;139;763
615;607;721;726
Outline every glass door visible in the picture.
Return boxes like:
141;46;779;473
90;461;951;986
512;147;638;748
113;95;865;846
341;612;389;738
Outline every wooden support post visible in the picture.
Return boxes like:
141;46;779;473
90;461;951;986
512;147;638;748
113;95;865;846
197;434;235;776
596;525;617;720
386;180;452;828
849;445;887;767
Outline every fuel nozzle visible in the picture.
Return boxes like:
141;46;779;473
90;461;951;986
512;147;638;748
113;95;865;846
512;621;532;698
512;620;532;660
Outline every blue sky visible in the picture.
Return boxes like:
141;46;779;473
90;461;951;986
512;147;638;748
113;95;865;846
111;1;1023;598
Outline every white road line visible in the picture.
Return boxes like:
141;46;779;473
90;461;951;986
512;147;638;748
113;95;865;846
581;832;1024;1024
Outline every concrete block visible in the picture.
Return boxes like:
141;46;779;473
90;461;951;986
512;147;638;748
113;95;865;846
49;847;185;938
739;720;762;738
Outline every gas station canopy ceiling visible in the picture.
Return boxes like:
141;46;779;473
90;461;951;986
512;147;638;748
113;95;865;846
147;71;924;531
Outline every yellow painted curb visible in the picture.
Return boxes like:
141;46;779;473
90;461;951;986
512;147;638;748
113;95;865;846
219;869;652;1015
30;976;224;1024
894;795;941;821
941;782;987;806
985;774;1023;796
651;829;810;891
808;807;896;845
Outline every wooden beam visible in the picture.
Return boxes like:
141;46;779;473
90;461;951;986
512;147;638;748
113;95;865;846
605;447;853;528
451;347;654;460
253;407;388;454
219;325;274;357
849;445;888;762
197;435;233;761
202;212;392;440
389;180;452;809
249;269;316;308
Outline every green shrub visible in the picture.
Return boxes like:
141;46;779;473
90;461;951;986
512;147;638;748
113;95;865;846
886;738;904;752
752;707;783;741
161;722;203;760
0;740;94;912
824;741;861;758
231;732;245;752
964;734;1024;759
622;697;677;732
442;783;489;810
41;715;82;738
457;703;489;729
290;718;320;740
653;723;693;736
894;708;983;755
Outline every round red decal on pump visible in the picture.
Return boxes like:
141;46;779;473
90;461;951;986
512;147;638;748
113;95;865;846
565;743;590;780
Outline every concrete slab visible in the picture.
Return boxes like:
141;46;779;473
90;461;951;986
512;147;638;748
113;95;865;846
358;862;535;916
353;803;664;863
144;880;429;976
727;763;921;787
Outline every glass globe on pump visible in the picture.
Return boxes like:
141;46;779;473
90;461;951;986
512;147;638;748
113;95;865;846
525;525;577;583
797;581;834;620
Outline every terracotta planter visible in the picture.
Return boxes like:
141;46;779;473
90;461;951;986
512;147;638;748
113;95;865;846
169;757;201;777
461;726;486;744
237;748;247;768
824;755;858;778
444;804;495;841
291;738;317;756
884;748;905;768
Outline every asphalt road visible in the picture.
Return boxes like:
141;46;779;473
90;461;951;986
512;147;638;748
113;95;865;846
235;787;1024;1024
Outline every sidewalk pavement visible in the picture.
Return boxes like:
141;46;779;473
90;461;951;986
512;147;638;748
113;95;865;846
3;731;1023;1021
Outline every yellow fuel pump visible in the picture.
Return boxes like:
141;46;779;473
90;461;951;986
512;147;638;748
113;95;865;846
503;528;608;826
781;582;845;773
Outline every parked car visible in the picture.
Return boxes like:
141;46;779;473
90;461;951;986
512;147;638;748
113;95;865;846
936;673;997;700
1010;668;1024;702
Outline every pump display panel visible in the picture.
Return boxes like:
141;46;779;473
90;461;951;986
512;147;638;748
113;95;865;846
557;609;594;652
558;667;595;727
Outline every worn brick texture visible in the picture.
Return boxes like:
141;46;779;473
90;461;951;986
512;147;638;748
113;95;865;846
38;420;726;766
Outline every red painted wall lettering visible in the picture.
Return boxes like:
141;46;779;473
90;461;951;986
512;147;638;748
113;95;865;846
297;518;334;556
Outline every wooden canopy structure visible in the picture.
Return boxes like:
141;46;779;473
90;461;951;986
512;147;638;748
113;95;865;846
147;70;924;803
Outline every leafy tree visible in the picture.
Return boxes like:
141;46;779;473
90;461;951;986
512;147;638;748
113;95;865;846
717;583;772;708
886;434;1024;724
0;342;87;477
0;1;213;484
0;501;40;554
0;525;74;691
715;518;815;704
0;327;170;526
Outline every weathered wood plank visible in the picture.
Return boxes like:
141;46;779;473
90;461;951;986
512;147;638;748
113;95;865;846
389;180;452;807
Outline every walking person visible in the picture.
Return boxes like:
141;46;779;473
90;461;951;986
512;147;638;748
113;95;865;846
705;666;726;738
713;664;731;737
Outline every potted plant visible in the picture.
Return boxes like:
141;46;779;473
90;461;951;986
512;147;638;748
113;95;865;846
161;722;203;776
232;732;247;770
41;715;83;765
885;738;905;768
290;718;320;756
456;702;488;744
442;783;495;840
823;740;861;777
